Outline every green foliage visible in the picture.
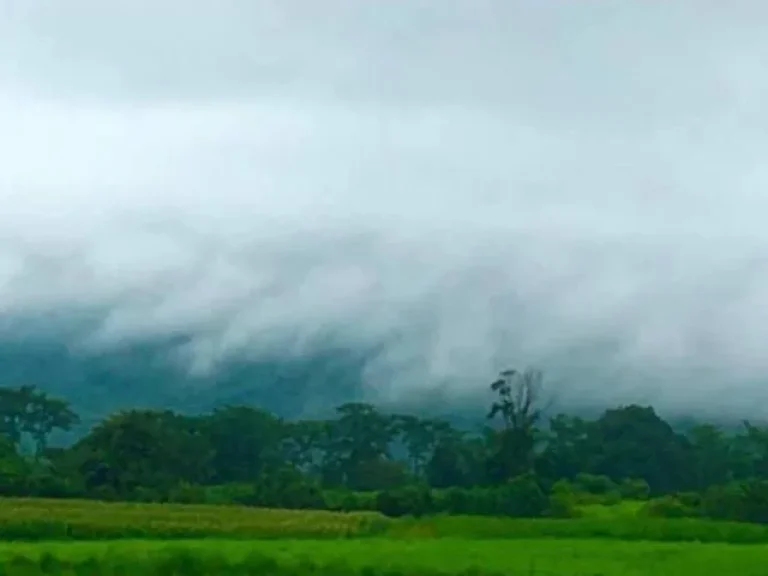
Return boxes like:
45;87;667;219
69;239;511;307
496;473;548;517
376;485;433;517
701;479;768;524
546;491;581;518
640;496;699;519
7;368;768;574
619;477;651;500
0;366;768;526
325;489;379;512
546;480;581;518
574;473;617;495
0;385;79;456
239;467;328;510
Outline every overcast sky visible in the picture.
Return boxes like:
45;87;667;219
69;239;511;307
2;1;768;413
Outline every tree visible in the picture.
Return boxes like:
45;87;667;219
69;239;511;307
588;405;693;494
324;403;399;490
23;394;80;458
203;406;285;484
0;385;79;457
488;369;544;432
537;414;593;483
740;421;768;479
426;420;481;488
392;414;437;477
486;368;546;482
72;409;213;498
281;419;327;475
686;423;733;490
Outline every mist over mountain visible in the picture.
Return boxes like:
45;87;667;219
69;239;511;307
2;2;768;425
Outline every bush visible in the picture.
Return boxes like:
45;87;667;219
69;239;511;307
619;478;650;501
232;468;328;510
168;482;208;504
546;490;581;518
376;485;433;517
573;473;617;495
203;483;256;505
742;480;768;524
325;490;378;512
640;496;698;519
702;480;768;524
495;474;548;517
676;491;702;509
433;487;473;515
600;490;623;506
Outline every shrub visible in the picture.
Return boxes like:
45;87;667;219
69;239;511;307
376;485;433;517
619;478;650;501
742;480;768;524
676;491;702;509
239;468;328;510
204;483;256;505
167;482;208;504
640;495;698;519
433;487;473;515
546;490;581;518
328;490;378;512
702;480;768;524
600;490;623;506
573;473;617;495
495;474;548;517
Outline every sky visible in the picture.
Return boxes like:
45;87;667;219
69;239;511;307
2;1;768;415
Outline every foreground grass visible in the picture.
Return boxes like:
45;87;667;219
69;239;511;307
2;538;768;575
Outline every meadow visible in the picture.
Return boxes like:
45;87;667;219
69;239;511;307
1;537;768;575
0;497;764;574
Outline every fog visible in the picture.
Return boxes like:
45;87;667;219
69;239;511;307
2;1;768;416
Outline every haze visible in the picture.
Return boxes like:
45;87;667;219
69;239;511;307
2;1;768;416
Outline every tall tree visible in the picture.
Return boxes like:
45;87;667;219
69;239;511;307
72;409;213;498
0;385;79;457
588;405;693;494
326;402;404;490
486;368;545;482
392;414;437;477
203;406;285;483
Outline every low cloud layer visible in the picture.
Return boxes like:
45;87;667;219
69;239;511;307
2;1;768;415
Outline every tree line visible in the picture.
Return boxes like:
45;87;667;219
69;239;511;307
2;369;768;522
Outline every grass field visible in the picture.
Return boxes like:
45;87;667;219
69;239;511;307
0;496;765;544
1;538;767;575
0;497;391;539
0;497;765;574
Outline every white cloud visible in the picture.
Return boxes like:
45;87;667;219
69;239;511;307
2;1;768;415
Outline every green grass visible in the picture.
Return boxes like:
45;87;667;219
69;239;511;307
0;497;391;540
0;497;765;545
578;499;645;518
0;498;765;573
391;514;768;543
1;538;768;575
